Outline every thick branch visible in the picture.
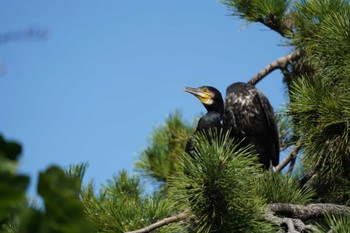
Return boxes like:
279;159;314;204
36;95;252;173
275;145;301;172
266;203;350;232
268;203;350;220
265;209;315;233
126;203;350;233
125;210;190;233
248;51;301;86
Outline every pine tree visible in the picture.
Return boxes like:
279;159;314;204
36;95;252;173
2;0;350;232
128;0;350;231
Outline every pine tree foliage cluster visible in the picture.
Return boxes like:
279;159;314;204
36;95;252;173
224;0;350;198
80;169;182;233
135;112;194;184
169;131;274;233
2;0;350;232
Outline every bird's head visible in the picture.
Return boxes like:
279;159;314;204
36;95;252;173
184;86;224;116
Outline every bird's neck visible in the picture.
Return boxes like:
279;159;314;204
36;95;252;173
205;105;224;118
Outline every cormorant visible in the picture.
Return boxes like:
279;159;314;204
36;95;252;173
184;82;279;170
223;82;279;169
183;86;224;154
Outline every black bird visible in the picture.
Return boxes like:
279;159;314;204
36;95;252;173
184;83;279;170
223;82;279;169
183;86;224;154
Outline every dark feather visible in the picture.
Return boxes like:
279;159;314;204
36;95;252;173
223;82;279;169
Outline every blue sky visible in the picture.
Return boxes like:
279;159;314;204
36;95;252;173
0;1;290;196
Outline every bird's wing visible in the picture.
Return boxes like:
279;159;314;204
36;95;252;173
257;91;280;166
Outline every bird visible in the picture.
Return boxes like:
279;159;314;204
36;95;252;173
223;82;279;169
183;86;224;155
184;82;279;170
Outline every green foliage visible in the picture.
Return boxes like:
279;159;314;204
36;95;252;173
40;166;93;232
65;162;88;182
256;171;315;204
282;1;350;204
135;111;194;183
0;175;29;225
290;78;350;175
290;76;350;203
0;135;29;232
311;5;350;80
169;130;274;233
81;170;182;233
223;0;292;36
2;0;350;231
18;166;95;233
65;162;89;195
276;106;295;150
315;213;350;233
292;0;350;50
0;134;23;174
0;134;94;233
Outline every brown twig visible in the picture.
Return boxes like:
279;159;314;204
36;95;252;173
248;51;301;86
275;144;301;172
299;159;322;187
287;157;296;175
124;210;190;233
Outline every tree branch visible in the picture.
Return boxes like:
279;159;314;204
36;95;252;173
299;160;322;188
265;209;315;233
124;210;191;233
248;51;301;86
265;203;350;232
268;203;350;220
256;18;288;38
275;144;301;172
287;157;296;175
125;203;350;233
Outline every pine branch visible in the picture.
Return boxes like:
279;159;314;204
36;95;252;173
268;203;350;220
265;209;315;233
287;157;296;175
256;18;288;38
248;51;301;86
299;160;322;188
275;144;301;172
266;203;350;232
124;210;191;233
125;203;350;233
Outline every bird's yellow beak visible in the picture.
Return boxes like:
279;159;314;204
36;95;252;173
184;87;211;104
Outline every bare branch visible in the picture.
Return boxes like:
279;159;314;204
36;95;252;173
265;210;298;233
248;51;301;86
299;160;322;187
266;203;349;232
126;203;350;233
268;203;350;220
276;144;301;172
124;210;190;233
287;157;296;175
